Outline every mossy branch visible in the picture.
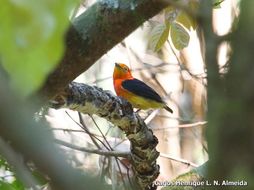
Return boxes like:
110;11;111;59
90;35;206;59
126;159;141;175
50;82;160;190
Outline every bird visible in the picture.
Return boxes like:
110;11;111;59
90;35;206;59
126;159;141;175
113;63;173;113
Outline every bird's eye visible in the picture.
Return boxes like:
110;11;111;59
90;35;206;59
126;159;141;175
123;67;128;72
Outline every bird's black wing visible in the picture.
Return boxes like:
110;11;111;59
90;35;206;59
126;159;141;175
121;79;164;103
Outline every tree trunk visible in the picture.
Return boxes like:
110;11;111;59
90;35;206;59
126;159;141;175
205;1;254;189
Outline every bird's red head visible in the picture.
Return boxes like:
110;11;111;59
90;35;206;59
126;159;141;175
113;63;133;80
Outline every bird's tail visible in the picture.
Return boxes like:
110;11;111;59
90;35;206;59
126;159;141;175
164;105;173;113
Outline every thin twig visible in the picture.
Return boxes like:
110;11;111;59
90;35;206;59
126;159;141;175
152;121;207;131
78;112;102;149
99;156;108;182
55;139;130;158
144;109;160;125
87;63;178;85
89;115;128;189
167;40;185;93
89;115;111;151
65;111;105;149
160;153;198;167
167;39;207;89
111;157;117;190
0;174;14;179
51;128;84;133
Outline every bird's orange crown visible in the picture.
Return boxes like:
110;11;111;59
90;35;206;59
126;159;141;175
113;63;133;80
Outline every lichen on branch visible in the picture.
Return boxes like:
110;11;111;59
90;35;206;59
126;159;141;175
50;82;160;189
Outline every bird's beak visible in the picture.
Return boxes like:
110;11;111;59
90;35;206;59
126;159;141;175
115;63;121;69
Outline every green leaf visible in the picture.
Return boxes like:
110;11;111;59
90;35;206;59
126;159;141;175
176;11;197;30
0;157;11;171
164;6;178;23
149;23;170;52
11;180;25;190
170;22;190;50
0;181;16;190
0;0;78;97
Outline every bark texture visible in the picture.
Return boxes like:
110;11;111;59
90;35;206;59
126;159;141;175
51;82;160;190
38;0;168;101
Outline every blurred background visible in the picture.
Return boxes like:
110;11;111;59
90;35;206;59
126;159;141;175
44;0;237;188
0;0;239;189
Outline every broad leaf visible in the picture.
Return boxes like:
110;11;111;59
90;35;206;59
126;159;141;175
164;6;178;23
0;0;77;96
149;23;170;52
170;22;190;50
176;11;197;30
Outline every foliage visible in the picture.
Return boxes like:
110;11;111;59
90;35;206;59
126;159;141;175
148;1;197;51
0;157;47;190
0;181;16;190
0;0;78;188
0;0;78;97
0;0;244;189
0;157;25;190
149;23;170;52
0;156;11;171
149;0;223;52
170;22;190;50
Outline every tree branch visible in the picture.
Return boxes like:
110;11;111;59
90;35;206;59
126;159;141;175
55;139;130;158
37;0;169;101
50;82;160;189
160;153;198;167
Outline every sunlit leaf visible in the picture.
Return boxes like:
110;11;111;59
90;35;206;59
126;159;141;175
0;0;78;97
176;11;197;30
164;6;178;23
149;23;170;52
170;22;190;50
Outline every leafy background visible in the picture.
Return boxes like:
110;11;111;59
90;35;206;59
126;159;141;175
0;0;77;97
